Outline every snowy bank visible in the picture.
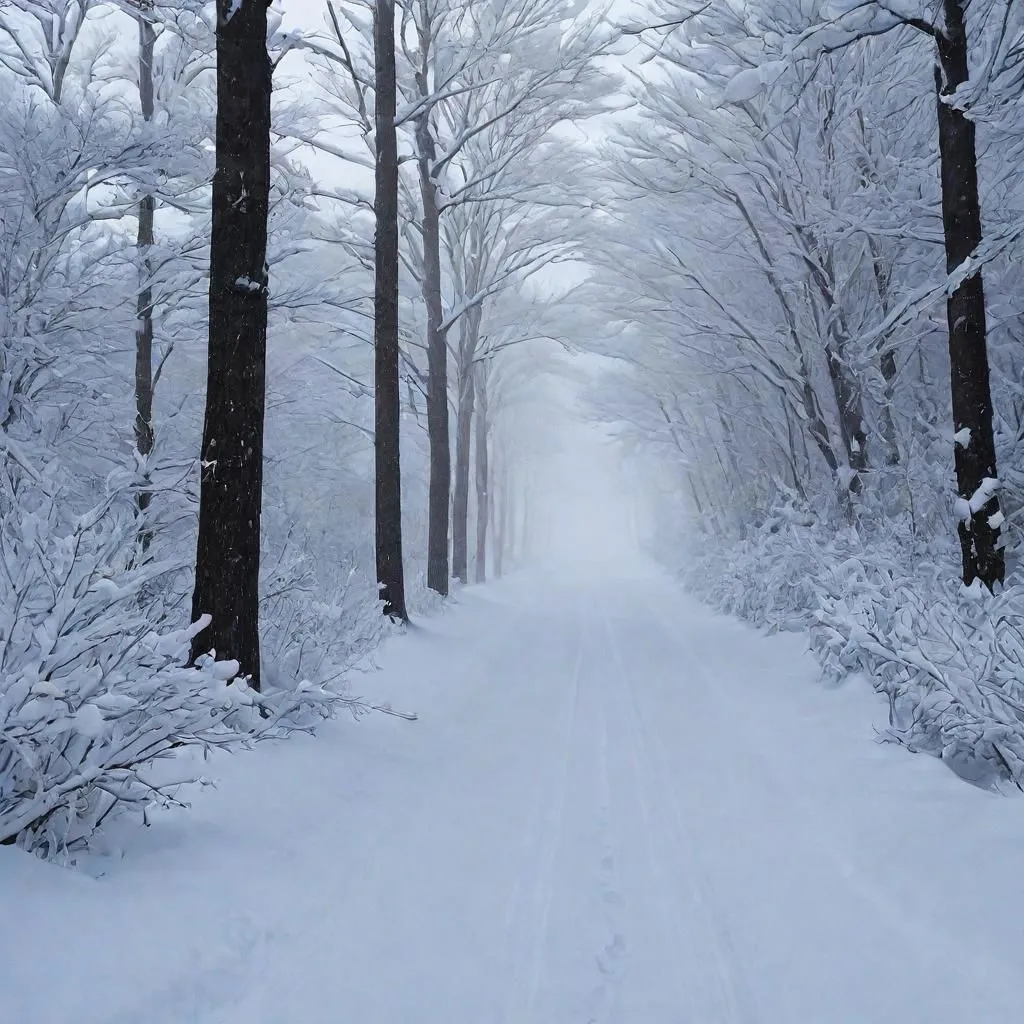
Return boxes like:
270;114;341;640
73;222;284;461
3;571;1024;1023
683;519;1024;790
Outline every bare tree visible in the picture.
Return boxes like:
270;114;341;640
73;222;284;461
0;0;93;105
373;0;408;620
783;0;1005;584
134;8;156;550
398;0;610;594
932;0;1003;587
451;304;478;583
190;0;273;687
473;357;489;582
407;6;451;595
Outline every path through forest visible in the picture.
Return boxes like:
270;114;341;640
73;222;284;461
5;561;1024;1023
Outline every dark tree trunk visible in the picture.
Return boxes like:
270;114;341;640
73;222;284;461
497;469;513;576
489;458;500;578
799;370;839;480
451;355;474;584
416;110;451;596
134;14;156;550
879;348;901;467
730;195;841;480
452;304;482;584
811;93;870;491
824;341;868;490
411;11;450;596
865;232;901;468
190;0;272;687
857;115;902;470
474;362;489;584
373;0;408;621
935;0;1004;589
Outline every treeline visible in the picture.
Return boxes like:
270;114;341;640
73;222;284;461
0;0;606;854
586;1;1024;787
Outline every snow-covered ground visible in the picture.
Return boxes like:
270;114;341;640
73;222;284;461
4;560;1024;1023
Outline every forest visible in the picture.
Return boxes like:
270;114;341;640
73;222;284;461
2;0;1024;857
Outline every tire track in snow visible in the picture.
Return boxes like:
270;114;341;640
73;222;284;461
501;603;590;1024
598;601;760;1024
581;631;628;1024
595;607;700;1021
116;595;545;1024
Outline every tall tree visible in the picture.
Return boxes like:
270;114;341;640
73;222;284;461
796;0;1006;586
403;0;608;595
373;0;408;620
408;1;451;595
473;358;489;583
620;0;1009;586
302;0;607;595
190;0;273;687
134;9;156;551
933;0;1003;588
451;304;478;583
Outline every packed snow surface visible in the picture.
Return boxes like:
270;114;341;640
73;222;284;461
4;562;1024;1023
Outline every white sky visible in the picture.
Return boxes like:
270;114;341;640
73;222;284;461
273;0;650;192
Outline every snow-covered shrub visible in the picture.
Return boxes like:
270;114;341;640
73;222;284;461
683;516;1024;790
810;571;1024;785
0;10;428;861
0;487;259;855
260;538;386;698
0;480;397;858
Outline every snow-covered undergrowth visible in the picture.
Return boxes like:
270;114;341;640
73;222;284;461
0;485;400;859
260;544;383;695
683;517;1024;790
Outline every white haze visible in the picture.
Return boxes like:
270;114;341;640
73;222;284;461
7;0;1024;1020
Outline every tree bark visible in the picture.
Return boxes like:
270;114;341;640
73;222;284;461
416;109;451;596
452;304;482;584
134;14;156;551
190;0;272;687
730;194;841;481
824;340;868;490
879;348;901;468
870;259;902;469
490;457;501;578
474;362;489;584
411;9;451;597
373;0;408;621
857;113;901;469
451;353;475;584
810;86;869;491
935;0;1004;589
498;467;513;576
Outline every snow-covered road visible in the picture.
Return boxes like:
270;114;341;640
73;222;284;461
5;563;1024;1023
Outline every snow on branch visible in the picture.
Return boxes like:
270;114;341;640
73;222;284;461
683;519;1024;790
0;483;410;859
